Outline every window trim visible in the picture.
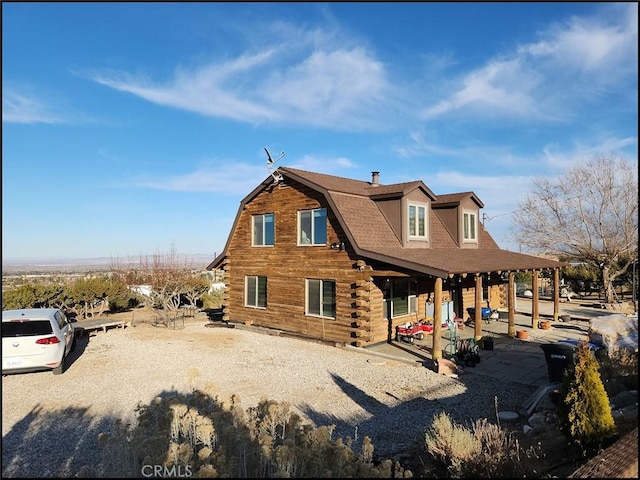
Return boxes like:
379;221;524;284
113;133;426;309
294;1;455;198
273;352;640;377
462;209;478;243
305;278;336;319
245;275;267;309
297;208;327;246
408;202;428;239
252;213;275;247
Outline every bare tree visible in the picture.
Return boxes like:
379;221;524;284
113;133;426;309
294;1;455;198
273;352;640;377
110;245;207;323
512;154;638;304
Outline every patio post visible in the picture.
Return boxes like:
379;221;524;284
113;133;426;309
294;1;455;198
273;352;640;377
474;274;483;341
532;269;539;329
553;268;560;321
508;272;516;337
432;277;443;359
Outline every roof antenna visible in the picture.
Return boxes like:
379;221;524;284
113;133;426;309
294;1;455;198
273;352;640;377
265;147;285;183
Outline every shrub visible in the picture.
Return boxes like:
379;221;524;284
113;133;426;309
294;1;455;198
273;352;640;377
424;411;538;478
424;411;480;477
97;387;413;478
598;348;638;396
556;342;617;452
200;290;223;309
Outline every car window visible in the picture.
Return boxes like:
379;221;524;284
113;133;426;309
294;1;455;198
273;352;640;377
55;311;68;329
2;320;54;337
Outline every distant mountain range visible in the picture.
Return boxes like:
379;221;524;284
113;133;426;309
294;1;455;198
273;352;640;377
2;253;216;273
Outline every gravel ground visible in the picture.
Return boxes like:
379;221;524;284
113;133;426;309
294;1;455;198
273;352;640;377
2;316;536;477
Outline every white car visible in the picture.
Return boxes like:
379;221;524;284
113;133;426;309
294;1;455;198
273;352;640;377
2;308;76;375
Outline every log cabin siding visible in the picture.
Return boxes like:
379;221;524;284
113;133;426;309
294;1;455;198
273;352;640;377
221;180;383;345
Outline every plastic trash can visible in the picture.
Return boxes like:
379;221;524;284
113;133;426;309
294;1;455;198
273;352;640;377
540;343;576;383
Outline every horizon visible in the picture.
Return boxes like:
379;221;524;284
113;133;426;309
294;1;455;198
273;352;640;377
2;3;637;261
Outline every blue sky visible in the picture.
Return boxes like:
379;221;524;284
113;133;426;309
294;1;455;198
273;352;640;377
2;2;638;263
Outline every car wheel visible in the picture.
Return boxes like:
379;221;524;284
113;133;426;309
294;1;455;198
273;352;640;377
52;356;65;375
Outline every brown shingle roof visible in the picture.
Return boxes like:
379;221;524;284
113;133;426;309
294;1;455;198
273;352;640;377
208;167;567;275
433;191;484;208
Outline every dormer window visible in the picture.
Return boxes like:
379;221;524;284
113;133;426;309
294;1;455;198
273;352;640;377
408;202;428;239
463;210;478;243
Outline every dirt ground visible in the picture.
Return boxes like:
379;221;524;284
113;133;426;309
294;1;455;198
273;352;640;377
91;307;637;478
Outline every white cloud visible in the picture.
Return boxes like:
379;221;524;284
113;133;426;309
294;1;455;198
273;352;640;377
289;154;357;172
422;4;637;121
423;58;544;120
124;162;269;194
2;90;65;124
90;26;393;131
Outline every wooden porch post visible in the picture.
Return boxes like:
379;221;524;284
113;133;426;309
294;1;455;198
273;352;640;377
508;272;516;337
432;277;443;360
532;269;539;329
553;268;560;321
474;274;483;341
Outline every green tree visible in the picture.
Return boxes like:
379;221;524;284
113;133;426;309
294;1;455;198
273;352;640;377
513;154;638;304
182;274;210;308
556;342;617;452
2;283;69;310
562;263;599;297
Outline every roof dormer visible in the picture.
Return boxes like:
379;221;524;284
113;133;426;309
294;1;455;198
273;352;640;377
432;192;484;248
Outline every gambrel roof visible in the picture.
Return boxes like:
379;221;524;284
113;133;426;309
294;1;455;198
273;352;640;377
208;167;566;277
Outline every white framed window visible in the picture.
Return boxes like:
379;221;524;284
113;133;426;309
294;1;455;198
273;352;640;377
252;213;275;246
298;208;327;245
408;203;428;239
245;276;267;308
305;279;335;318
463;210;477;243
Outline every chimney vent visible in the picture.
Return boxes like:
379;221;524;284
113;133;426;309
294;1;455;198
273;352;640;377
371;171;380;186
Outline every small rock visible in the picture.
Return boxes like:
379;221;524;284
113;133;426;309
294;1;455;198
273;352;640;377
610;390;638;409
436;357;460;376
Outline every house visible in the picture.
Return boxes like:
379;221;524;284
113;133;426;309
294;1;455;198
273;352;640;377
207;167;567;355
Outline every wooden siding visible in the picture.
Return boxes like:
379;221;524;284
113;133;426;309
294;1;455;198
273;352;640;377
222;180;384;345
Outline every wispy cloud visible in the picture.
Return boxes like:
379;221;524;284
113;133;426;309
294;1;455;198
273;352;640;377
2;89;66;124
289;154;357;172
89;24;393;131
123;162;269;195
422;3;638;121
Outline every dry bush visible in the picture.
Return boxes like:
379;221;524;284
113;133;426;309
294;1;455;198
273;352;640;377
424;411;541;478
96;386;413;478
598;348;638;396
424;411;481;477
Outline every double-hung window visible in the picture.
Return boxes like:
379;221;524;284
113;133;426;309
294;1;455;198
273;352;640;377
408;203;428;239
306;279;335;318
463;210;477;243
245;276;267;308
252;213;274;246
298;208;327;245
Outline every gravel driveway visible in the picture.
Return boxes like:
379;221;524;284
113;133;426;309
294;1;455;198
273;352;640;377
2;318;536;477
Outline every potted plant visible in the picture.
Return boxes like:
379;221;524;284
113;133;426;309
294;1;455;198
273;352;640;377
482;335;494;350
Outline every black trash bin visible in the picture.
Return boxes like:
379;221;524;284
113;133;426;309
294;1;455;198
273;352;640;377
540;343;576;383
